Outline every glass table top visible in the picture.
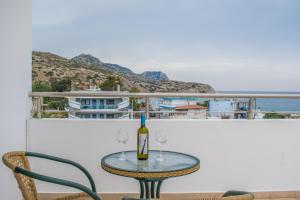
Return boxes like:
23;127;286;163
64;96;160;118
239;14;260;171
101;150;200;173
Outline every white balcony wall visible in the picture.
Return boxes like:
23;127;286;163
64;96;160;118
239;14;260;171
27;119;300;194
69;98;81;109
118;99;130;110
0;0;32;199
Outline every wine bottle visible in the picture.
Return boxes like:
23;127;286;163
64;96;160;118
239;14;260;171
137;114;149;160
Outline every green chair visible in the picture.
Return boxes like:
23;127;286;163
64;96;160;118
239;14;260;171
2;151;139;200
222;191;254;200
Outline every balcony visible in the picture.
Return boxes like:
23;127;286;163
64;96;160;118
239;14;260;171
32;92;300;120
80;104;118;110
68;98;80;107
24;92;300;199
118;99;130;110
4;84;300;198
69;98;128;111
26;118;300;199
1;1;300;199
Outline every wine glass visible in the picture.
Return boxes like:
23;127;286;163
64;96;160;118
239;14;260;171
118;131;129;161
155;131;167;161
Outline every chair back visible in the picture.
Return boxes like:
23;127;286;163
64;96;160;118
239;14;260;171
2;151;38;200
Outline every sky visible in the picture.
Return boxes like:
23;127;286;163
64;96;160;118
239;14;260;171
33;0;300;92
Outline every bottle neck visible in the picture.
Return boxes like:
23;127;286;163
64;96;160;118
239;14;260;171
141;115;146;127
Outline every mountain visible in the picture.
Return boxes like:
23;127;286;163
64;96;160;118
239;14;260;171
32;51;215;93
104;63;134;75
141;71;169;81
71;54;103;65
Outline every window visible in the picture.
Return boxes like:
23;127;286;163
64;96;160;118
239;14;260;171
106;99;114;105
82;114;90;118
82;99;90;105
106;114;114;119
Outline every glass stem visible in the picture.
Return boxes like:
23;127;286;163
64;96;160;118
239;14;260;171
121;151;125;159
160;147;162;159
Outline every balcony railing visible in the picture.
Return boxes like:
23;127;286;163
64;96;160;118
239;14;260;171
29;92;300;119
69;98;81;109
118;99;130;110
80;105;118;110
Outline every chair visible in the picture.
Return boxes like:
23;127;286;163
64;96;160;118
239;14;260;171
222;191;254;200
3;151;122;200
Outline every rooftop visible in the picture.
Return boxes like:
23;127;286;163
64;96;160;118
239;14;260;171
175;105;208;110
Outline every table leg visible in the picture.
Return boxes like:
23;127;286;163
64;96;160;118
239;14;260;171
151;181;155;198
137;178;165;199
145;181;150;199
156;180;163;199
139;180;144;199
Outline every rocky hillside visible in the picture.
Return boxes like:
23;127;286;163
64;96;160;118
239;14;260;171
32;51;215;93
71;53;103;65
141;71;169;81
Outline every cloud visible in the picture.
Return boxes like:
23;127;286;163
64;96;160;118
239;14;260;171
32;0;300;91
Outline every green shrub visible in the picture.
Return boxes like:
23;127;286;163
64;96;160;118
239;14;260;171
51;78;72;92
47;98;68;110
99;75;123;91
264;112;286;119
42;112;68;118
32;81;52;92
129;87;140;93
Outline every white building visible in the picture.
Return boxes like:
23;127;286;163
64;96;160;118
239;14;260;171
67;89;131;119
208;100;235;119
174;105;208;119
159;97;200;109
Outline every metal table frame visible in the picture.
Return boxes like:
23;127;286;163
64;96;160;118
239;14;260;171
101;150;200;199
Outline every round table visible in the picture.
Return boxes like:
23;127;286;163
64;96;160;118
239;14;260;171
101;150;200;199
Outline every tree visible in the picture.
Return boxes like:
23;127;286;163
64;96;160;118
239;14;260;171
99;75;123;91
32;81;52;92
51;78;72;92
264;112;286;119
48;78;71;110
32;79;70;114
197;100;209;107
129;87;140;93
48;99;68;110
129;87;141;111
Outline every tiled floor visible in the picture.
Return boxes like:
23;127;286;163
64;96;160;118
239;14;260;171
38;191;300;200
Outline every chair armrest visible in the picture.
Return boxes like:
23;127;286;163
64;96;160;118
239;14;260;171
25;151;96;192
15;166;100;200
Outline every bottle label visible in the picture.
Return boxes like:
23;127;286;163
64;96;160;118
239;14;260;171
138;134;148;155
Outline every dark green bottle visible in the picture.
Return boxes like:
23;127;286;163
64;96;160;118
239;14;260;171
137;114;149;160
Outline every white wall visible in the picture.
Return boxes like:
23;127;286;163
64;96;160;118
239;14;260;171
0;0;32;199
28;119;300;194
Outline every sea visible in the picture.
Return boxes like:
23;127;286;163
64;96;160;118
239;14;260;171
219;91;300;112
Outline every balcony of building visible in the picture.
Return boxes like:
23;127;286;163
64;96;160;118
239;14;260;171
1;1;300;200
